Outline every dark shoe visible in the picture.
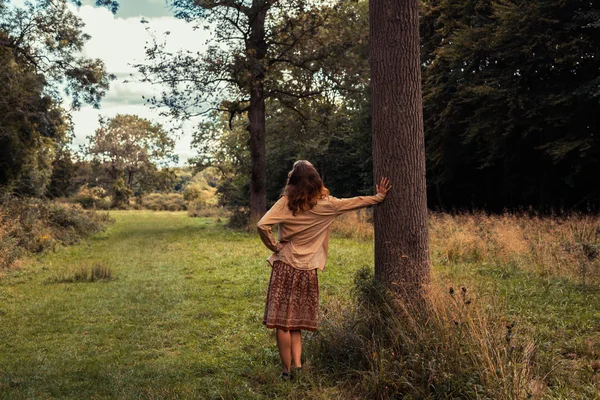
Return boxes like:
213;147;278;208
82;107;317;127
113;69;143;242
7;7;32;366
280;371;291;381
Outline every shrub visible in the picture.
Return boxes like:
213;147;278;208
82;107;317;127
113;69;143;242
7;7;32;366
187;201;229;218
0;211;22;269
72;185;111;210
227;208;250;228
0;197;111;269
46;203;106;245
140;193;187;211
308;268;537;399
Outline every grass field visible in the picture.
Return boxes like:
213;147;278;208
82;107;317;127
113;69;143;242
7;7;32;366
1;211;599;399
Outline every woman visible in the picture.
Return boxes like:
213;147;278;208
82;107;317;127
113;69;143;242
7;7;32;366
257;160;391;379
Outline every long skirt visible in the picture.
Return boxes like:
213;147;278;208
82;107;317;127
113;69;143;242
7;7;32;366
262;261;319;331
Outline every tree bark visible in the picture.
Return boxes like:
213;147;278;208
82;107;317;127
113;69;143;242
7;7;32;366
370;0;430;299
247;2;269;222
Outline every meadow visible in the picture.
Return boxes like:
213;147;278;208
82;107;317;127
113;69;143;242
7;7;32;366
0;211;599;399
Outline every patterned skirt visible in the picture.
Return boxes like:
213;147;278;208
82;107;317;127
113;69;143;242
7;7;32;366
262;261;319;331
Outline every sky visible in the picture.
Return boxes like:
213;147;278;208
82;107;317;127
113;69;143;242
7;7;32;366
11;0;212;165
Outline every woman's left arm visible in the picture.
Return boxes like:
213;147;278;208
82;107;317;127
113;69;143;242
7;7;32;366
330;177;392;214
257;197;287;253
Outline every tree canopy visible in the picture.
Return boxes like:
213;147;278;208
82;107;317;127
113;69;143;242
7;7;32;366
85;114;177;204
422;0;600;211
0;0;116;194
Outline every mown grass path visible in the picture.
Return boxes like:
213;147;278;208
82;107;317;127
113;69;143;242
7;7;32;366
1;212;599;399
0;212;370;399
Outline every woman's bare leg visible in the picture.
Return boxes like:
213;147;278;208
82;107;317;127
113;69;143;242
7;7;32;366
290;330;302;368
276;329;292;373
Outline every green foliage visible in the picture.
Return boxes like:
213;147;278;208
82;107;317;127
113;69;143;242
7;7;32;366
0;0;113;196
138;193;187;211
0;0;114;109
0;36;69;193
182;168;220;205
189;0;600;212
85;114;178;203
111;177;133;208
139;0;356;121
72;185;111;210
421;0;600;211
186;1;375;208
47;149;80;199
198;93;374;209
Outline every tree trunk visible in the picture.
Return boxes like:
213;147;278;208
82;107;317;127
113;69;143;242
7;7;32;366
370;0;430;299
247;3;269;222
127;169;135;189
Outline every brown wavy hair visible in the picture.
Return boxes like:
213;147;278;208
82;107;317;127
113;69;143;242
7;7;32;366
284;160;329;215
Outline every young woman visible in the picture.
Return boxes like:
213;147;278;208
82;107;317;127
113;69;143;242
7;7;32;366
257;160;391;379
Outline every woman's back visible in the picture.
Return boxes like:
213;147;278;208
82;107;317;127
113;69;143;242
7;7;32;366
257;193;385;271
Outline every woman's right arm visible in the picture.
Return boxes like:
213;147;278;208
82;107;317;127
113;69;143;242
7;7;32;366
257;197;287;252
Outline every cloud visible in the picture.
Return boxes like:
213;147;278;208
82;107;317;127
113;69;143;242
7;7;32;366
66;3;212;165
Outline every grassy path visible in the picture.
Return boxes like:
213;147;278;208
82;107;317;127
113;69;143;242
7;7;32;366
1;211;599;399
0;212;370;399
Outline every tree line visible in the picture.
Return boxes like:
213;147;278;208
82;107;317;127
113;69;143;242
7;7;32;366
1;0;598;213
152;0;599;213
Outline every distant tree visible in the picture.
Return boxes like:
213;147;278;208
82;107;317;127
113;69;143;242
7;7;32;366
85;114;177;205
370;0;430;299
138;0;358;221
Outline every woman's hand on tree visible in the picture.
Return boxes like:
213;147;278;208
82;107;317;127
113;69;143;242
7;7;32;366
376;177;392;197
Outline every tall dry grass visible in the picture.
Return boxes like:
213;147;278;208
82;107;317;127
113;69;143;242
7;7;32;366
332;211;600;284
310;268;539;399
331;209;374;241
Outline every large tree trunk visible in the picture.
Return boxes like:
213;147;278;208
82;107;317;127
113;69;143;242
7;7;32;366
370;0;430;299
248;84;267;222
247;3;268;222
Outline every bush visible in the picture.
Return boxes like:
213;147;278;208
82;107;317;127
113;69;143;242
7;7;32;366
227;208;250;228
0;210;22;269
139;193;187;211
46;203;106;245
72;185;111;210
0;197;111;269
187;201;229;218
308;268;537;399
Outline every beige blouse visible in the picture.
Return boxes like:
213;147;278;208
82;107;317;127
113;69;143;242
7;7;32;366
257;193;385;271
